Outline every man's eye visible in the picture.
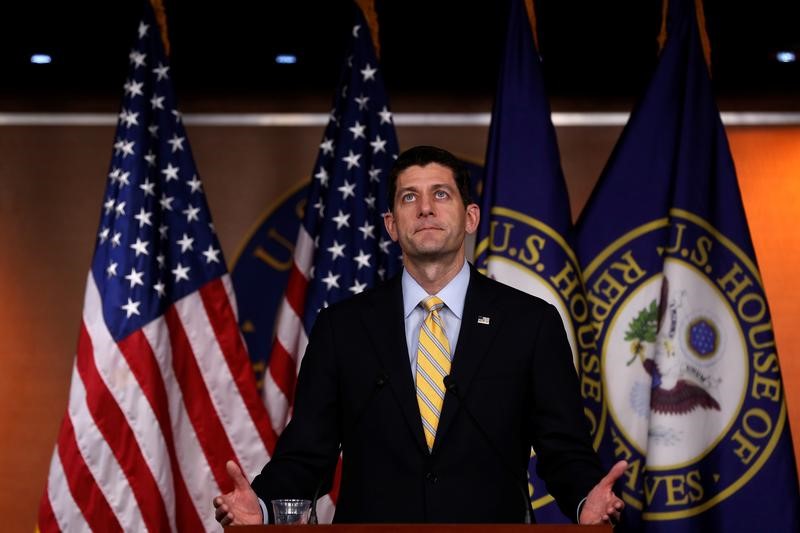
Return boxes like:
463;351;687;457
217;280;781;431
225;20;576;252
402;193;415;202
434;190;448;199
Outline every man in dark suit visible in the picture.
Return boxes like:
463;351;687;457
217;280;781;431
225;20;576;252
214;145;625;526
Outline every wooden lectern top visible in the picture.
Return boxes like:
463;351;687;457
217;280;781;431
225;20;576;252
227;524;613;533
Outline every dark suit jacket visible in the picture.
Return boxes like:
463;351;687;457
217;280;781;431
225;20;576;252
252;265;605;523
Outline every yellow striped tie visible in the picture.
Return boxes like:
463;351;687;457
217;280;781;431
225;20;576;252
416;296;451;450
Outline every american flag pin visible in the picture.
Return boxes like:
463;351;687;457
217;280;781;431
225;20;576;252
477;316;491;325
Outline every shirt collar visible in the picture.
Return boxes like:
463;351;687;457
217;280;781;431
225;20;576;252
402;260;470;319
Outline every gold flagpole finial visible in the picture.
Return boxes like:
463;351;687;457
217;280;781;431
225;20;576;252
657;0;669;53
524;0;540;53
355;0;381;59
149;0;171;57
657;0;712;74
694;0;712;74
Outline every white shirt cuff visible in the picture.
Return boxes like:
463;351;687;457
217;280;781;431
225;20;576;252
576;496;587;524
258;497;268;524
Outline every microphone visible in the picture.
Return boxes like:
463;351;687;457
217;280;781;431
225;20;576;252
308;372;390;524
442;375;533;524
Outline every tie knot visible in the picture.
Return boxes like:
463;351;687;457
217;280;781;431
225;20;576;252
422;296;445;313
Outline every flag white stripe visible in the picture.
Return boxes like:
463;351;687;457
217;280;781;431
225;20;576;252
275;298;309;363
66;360;146;531
141;315;222;531
46;445;91;532
293;226;315;276
173;290;268;478
265;228;312;434
221;273;241;323
295;334;310;374
266;279;310;435
83;274;177;532
222;272;272;471
215;276;274;477
263;370;291;434
316;495;336;524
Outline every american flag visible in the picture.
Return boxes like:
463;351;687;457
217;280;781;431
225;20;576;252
37;4;272;531
263;6;402;522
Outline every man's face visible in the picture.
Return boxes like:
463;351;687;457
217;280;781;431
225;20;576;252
383;163;479;264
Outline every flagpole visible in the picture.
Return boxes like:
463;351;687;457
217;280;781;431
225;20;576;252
148;0;171;57
354;0;381;59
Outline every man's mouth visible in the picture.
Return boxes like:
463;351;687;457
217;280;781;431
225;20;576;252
414;226;442;233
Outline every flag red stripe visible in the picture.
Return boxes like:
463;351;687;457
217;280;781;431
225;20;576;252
117;330;205;531
164;305;239;491
57;415;123;532
37;485;61;533
329;457;343;504
199;279;278;452
76;323;171;532
283;263;310;318
268;339;298;406
264;262;308;435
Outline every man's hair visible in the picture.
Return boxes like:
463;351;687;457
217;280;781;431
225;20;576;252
387;145;472;210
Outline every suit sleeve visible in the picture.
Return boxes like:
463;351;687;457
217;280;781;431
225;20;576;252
250;308;341;519
527;303;605;520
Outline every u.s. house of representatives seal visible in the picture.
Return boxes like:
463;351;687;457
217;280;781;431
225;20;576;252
475;206;592;511
475;207;588;364
581;208;787;520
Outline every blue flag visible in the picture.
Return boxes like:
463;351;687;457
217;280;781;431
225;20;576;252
575;0;800;531
474;0;590;522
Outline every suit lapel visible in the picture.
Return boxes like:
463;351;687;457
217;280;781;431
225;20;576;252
359;275;429;454
433;266;503;453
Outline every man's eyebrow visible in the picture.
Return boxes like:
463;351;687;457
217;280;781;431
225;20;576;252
398;183;454;191
397;185;419;192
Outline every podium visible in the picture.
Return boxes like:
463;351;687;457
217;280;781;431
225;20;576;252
228;525;612;532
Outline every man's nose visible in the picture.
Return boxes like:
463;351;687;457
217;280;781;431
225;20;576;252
417;193;434;216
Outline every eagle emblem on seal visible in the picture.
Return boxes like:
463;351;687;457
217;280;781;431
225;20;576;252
625;277;721;415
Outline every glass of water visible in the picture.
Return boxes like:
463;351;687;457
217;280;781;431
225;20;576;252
271;499;312;525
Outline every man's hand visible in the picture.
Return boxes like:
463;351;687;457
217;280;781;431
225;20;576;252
579;460;627;526
213;460;263;527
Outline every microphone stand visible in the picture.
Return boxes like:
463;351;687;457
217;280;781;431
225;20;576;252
308;372;389;524
443;375;533;524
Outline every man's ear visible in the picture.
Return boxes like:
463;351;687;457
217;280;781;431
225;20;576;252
464;203;480;234
384;210;399;242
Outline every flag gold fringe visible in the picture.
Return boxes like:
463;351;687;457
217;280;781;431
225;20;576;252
657;0;669;52
355;0;381;59
524;0;540;52
149;0;171;57
694;0;712;72
658;0;711;73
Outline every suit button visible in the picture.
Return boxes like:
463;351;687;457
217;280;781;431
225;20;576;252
425;472;438;483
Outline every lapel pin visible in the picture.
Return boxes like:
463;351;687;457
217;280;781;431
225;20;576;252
477;316;491;325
